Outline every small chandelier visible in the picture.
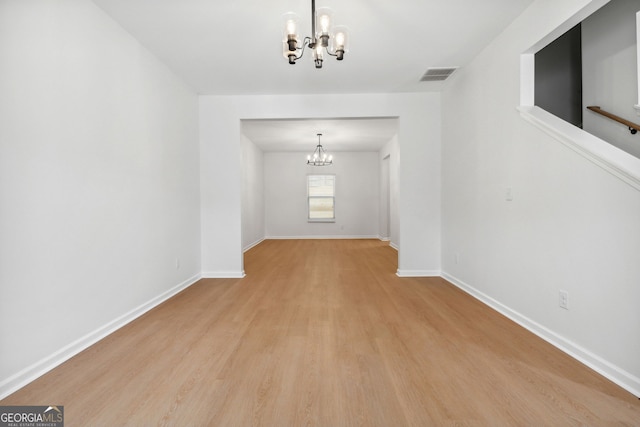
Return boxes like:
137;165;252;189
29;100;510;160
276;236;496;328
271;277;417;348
307;133;333;166
283;0;349;69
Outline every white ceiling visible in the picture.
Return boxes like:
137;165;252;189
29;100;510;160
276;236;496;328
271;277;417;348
242;118;398;152
92;0;534;96
91;0;534;151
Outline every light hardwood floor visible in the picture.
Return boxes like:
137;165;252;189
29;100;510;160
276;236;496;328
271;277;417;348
2;239;639;425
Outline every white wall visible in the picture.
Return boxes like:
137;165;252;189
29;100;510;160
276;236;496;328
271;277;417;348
264;152;379;238
0;0;200;397
380;155;390;240
582;0;640;158
380;136;400;248
200;93;441;277
241;134;265;250
200;97;244;278
638;11;640;108
442;0;640;396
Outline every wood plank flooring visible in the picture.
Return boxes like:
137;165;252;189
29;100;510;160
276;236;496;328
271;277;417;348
2;239;639;425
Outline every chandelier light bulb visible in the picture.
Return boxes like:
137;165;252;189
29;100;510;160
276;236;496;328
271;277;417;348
331;25;349;60
316;7;332;35
282;13;300;40
286;19;297;36
282;12;301;58
320;15;330;31
313;44;324;68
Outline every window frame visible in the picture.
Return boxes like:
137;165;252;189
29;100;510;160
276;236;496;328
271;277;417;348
307;174;336;223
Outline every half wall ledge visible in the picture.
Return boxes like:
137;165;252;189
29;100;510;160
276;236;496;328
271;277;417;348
517;106;640;192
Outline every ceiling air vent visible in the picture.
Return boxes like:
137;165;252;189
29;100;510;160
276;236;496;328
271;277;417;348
420;67;458;82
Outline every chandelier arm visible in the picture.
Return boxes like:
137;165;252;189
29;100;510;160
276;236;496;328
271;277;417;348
293;37;312;62
325;48;338;58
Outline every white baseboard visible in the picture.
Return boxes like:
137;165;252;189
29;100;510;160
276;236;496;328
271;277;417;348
243;238;265;253
201;271;246;279
265;235;380;240
441;272;640;398
389;242;399;251
396;269;441;277
0;273;202;400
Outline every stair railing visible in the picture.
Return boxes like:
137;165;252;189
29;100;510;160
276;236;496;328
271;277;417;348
586;106;640;135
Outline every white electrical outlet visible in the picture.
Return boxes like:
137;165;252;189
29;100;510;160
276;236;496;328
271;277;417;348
559;290;569;310
454;253;459;265
176;258;181;270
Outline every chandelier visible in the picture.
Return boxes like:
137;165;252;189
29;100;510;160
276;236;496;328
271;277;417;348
307;134;333;166
283;0;349;68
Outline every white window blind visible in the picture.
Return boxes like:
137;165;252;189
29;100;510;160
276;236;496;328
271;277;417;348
307;175;335;222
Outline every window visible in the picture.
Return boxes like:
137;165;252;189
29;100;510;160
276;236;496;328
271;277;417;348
307;175;335;222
